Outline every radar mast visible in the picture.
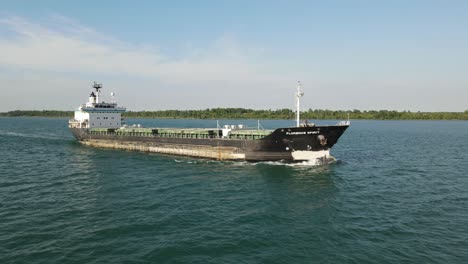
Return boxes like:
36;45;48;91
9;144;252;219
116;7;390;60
93;82;103;103
296;81;304;127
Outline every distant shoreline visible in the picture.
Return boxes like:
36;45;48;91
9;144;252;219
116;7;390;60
1;109;467;120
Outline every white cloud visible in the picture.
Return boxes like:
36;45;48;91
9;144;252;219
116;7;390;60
1;15;465;112
0;16;158;76
0;15;303;111
0;16;290;84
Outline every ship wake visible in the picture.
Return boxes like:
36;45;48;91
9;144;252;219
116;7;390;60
173;156;337;167
0;130;67;141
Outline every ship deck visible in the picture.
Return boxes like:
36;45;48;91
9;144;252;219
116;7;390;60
88;127;274;140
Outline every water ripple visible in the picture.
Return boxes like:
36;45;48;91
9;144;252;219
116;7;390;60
1;118;467;263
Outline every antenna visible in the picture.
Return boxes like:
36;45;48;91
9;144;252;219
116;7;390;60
296;81;304;127
92;81;102;92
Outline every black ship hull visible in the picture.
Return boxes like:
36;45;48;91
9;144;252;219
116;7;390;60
70;125;349;162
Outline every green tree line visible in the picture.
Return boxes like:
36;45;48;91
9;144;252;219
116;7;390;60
1;109;467;120
0;110;74;117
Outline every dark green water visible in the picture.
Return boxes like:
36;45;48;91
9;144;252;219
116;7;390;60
1;117;467;263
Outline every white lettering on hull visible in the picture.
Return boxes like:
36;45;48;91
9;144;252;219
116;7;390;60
285;131;319;135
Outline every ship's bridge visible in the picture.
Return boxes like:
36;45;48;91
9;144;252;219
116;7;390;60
69;82;126;129
80;102;126;112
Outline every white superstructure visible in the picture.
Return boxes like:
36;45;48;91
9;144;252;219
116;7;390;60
69;82;126;129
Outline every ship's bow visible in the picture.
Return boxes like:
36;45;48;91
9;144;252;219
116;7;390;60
246;124;349;162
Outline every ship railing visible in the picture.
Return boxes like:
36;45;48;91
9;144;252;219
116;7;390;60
68;119;78;125
336;120;351;126
79;104;126;111
217;120;266;132
104;127;271;140
68;119;89;128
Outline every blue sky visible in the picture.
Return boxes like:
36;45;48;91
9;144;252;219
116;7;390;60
0;0;467;112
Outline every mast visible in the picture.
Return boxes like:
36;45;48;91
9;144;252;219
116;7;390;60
296;81;304;127
93;82;103;104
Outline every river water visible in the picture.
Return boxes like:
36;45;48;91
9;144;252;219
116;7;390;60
1;117;467;263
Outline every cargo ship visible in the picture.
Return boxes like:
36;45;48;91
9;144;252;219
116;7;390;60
69;82;350;162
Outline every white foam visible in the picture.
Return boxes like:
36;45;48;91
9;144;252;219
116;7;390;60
291;150;331;161
174;159;197;164
172;156;337;167
231;156;337;167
